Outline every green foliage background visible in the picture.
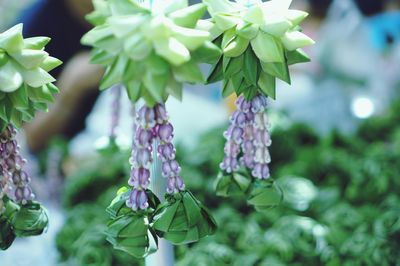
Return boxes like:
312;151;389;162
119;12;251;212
56;101;400;266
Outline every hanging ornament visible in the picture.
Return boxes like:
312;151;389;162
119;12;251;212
82;0;220;258
0;24;61;250
204;0;313;211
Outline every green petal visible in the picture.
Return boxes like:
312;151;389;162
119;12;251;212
281;31;315;51
107;14;146;38
10;49;49;69
214;13;241;31
154;37;190;66
169;3;207;28
143;71;168;102
170;24;210;51
123;34;152;61
166;76;183;101
196;20;223;40
286;10;308;26
251;32;285;63
260;14;292;37
21;67;55;88
0;24;24;52
236;22;259;40
23;37;51;49
39;56;63;72
203;0;238;16
243;6;264;25
0;62;23;92
223;36;249;57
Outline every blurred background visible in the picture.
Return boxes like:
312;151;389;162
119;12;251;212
1;0;400;265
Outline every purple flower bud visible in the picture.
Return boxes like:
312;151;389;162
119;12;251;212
138;190;149;210
138;106;156;128
162;160;181;177
129;168;150;188
224;142;240;157
220;157;239;173
254;112;270;129
15;186;34;203
157;123;174;143
131;148;152;168
241;153;254;168
135;128;154;147
230;111;247;128
254;147;271;164
154;104;169;123
254;129;272;147
158;143;176;161
175;176;185;190
236;96;251;113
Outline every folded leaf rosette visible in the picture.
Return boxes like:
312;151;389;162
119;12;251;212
105;187;159;258
11;201;49;237
215;170;252;197
0;196;19;250
152;190;217;245
204;0;314;99
82;0;221;106
247;178;283;212
0;24;62;131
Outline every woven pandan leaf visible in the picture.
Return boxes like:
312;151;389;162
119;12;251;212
247;179;283;212
105;213;158;258
0;197;19;250
152;190;217;245
215;171;252;197
11;201;48;237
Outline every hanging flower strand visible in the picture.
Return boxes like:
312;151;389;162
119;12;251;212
84;0;219;257
207;0;313;210
0;23;61;250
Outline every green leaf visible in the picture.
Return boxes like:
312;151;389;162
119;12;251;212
250;32;285;63
286;48;311;65
260;61;291;84
207;58;223;84
143;71;168;102
91;49;115;65
100;56;128;90
191;41;222;64
281;31;315;51
222;79;235;98
9;85;28;109
154;37;190;66
126;80;142;103
243;47;259;86
224;54;243;80
258;72;276;99
173;61;204;83
20;67;55;88
166;76;183;101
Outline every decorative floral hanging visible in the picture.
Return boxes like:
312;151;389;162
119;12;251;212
83;0;219;258
0;24;61;250
204;0;314;210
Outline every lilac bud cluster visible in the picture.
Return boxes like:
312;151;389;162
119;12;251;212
126;104;185;211
0;125;34;207
220;94;272;179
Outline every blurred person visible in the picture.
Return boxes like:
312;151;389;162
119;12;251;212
11;0;104;152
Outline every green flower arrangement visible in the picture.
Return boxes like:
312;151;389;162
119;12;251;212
0;24;61;250
82;0;221;106
0;24;62;130
205;0;314;99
